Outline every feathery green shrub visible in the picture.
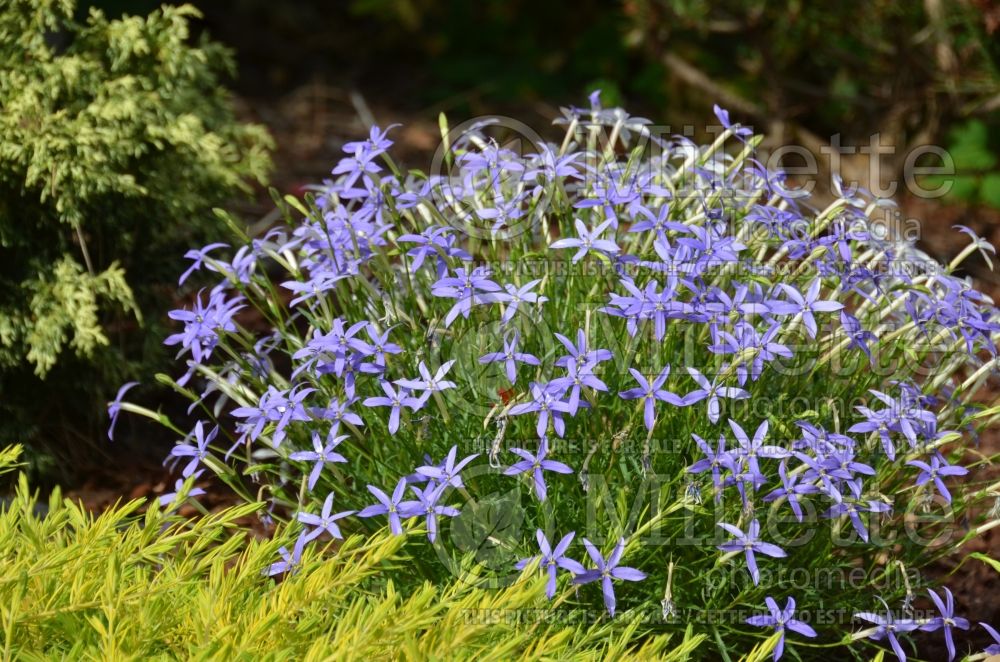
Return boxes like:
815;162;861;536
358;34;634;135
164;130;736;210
0;0;272;462
0;445;709;659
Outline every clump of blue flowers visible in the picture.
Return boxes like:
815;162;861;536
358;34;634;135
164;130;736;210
114;95;1000;660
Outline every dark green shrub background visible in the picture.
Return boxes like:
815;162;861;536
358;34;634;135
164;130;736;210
0;1;272;474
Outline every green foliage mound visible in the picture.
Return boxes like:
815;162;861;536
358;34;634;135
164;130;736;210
0;1;272;460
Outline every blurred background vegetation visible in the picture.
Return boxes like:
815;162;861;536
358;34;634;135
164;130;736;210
191;0;1000;253
3;0;999;484
191;0;1000;143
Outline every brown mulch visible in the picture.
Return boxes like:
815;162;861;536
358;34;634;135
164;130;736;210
62;460;272;539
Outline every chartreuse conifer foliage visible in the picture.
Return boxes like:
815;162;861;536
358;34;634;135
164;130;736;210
0;445;705;659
